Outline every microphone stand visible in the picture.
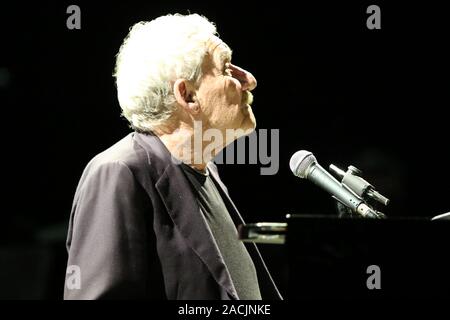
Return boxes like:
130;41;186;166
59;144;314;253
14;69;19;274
329;164;388;219
335;201;386;219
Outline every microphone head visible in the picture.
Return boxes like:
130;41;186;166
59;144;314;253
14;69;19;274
289;150;317;178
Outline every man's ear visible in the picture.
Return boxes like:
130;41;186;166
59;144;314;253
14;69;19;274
173;79;200;114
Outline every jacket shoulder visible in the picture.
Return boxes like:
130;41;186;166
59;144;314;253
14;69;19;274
88;133;147;169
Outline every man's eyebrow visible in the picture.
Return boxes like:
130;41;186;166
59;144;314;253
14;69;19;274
219;48;233;66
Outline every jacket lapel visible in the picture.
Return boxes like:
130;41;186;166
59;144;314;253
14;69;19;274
134;132;239;299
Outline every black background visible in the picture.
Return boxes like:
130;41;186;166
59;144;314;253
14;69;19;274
0;1;449;299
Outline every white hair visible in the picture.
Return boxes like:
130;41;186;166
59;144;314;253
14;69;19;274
114;14;217;132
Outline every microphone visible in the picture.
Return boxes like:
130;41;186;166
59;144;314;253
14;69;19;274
289;150;382;218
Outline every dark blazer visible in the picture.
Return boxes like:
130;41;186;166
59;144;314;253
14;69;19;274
64;132;282;300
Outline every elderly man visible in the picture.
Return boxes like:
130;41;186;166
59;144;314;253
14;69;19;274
64;13;281;300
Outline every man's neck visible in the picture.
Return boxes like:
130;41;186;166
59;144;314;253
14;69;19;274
156;121;220;172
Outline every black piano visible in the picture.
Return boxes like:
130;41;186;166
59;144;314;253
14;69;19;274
239;215;450;299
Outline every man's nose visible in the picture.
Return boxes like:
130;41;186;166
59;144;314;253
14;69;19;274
229;63;257;91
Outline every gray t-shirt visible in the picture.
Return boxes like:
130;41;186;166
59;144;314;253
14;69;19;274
181;163;262;300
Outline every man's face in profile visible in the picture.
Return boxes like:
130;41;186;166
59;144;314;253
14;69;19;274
196;36;257;137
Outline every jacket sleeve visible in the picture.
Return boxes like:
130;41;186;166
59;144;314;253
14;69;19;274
64;161;156;299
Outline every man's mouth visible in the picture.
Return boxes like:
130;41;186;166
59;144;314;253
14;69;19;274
241;90;253;106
